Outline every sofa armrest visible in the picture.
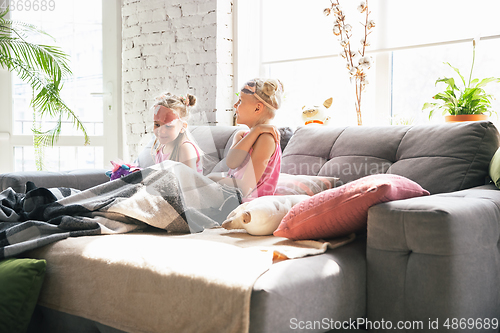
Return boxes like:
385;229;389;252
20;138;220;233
0;169;109;193
367;184;500;331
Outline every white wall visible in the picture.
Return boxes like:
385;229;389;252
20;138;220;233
121;0;234;161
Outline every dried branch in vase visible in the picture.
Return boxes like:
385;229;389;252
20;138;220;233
324;0;375;125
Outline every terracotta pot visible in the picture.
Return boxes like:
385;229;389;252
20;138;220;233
445;114;488;122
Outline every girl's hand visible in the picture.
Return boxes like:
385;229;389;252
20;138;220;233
253;124;280;143
232;130;246;146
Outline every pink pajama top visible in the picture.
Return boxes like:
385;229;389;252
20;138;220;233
155;141;203;174
227;132;281;202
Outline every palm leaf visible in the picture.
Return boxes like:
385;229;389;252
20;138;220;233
0;36;71;82
3;54;89;145
32;113;62;147
32;84;90;145
0;9;69;77
0;8;89;148
0;9;48;35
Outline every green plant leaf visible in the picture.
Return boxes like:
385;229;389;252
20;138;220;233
470;78;479;87
422;102;436;110
0;8;88;147
427;49;500;119
476;77;500;88
435;77;458;91
445;62;466;87
433;91;458;107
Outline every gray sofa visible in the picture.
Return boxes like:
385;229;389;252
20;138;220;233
2;121;499;332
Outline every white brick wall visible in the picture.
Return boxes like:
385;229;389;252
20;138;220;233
122;0;234;161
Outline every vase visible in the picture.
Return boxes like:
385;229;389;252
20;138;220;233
444;114;488;123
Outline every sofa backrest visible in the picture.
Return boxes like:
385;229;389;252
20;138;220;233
136;126;295;175
281;121;500;194
137;122;499;195
135;126;242;175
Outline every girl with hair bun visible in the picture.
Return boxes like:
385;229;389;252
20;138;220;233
209;78;285;201
151;92;204;173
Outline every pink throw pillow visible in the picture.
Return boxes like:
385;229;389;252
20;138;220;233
274;174;430;240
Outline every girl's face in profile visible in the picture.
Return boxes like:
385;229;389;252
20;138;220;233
233;93;259;126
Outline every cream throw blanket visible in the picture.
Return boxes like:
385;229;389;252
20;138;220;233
28;228;354;333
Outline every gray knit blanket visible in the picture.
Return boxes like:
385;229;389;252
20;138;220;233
0;161;242;259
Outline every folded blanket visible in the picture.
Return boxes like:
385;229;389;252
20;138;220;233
0;161;242;259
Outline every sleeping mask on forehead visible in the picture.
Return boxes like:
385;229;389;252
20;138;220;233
153;105;180;124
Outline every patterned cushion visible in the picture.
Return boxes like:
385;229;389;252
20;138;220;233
274;174;339;196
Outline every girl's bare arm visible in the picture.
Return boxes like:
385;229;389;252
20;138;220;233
226;125;279;169
217;133;276;197
178;142;199;171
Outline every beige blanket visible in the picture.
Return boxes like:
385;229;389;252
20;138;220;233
28;228;354;333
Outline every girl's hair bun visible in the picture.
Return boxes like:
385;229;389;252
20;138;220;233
187;94;197;107
153;92;196;119
261;79;281;97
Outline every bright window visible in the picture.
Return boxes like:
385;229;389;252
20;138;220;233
12;0;104;137
236;0;500;128
14;146;104;172
10;0;103;171
392;39;500;125
0;0;122;173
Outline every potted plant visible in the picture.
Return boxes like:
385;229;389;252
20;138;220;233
423;39;500;123
0;9;89;160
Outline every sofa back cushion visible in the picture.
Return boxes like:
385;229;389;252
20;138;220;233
137;126;295;175
136;126;242;174
191;126;242;174
0;170;109;193
281;121;499;194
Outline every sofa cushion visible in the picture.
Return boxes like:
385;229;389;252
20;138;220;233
274;174;430;240
201;128;243;174
281;121;499;194
0;170;108;193
134;136;156;169
278;127;294;152
0;258;46;333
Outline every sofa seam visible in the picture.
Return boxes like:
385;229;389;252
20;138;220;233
327;127;347;161
402;211;410;327
458;123;490;190
389;126;412;165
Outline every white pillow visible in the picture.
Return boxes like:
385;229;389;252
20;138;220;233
222;195;308;236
